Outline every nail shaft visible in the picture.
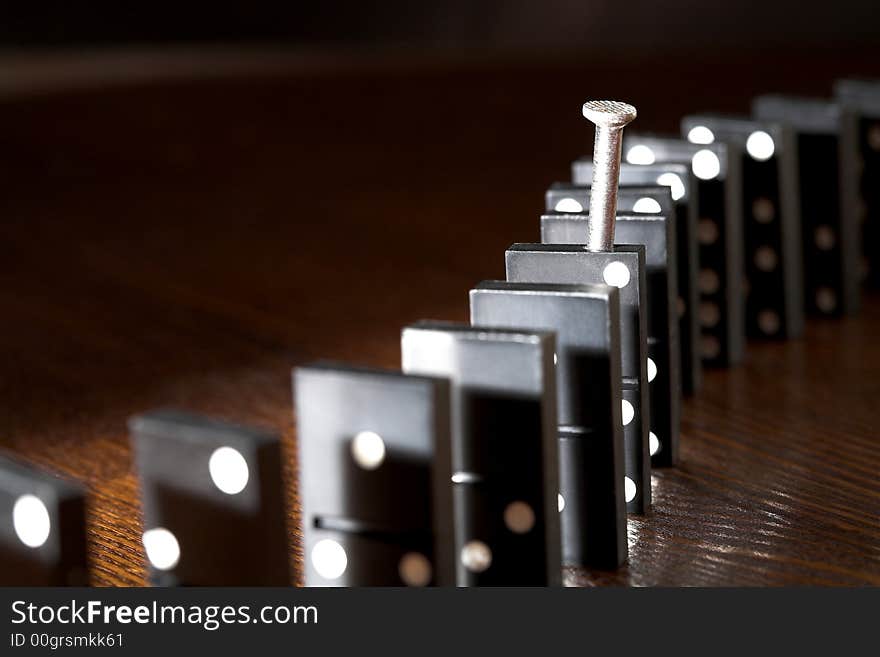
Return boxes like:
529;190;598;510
581;100;638;252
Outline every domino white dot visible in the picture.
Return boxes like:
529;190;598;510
692;149;721;180
461;540;492;573
649;432;661;456
647;357;657;382
758;309;781;335
624;477;637;503
558;493;565;513
503;501;535;534
621;399;635;426
701;335;721;359
209;446;250;495
632;197;661;213
13;494;51;549
754;246;778;272
815;225;836;250
657;173;685;201
746;130;775;161
351;430;386;470
700;302;721;327
603;261;630;288
687;125;715;144
752;197;775;223
554;197;583;213
699;269;720;294
698;218;719;244
142;528;181;571
398;552;432;587
311;539;347;580
816;287;837;313
626;144;655;165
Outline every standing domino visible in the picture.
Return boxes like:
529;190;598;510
402;321;561;586
295;363;454;586
0;455;88;586
130;410;290;585
469;282;627;568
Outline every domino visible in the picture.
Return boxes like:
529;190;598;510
129;409;290;586
681;115;804;339
0;455;88;586
401;321;561;586
506;243;651;514
570;164;702;394
548;183;673;215
541;210;682;467
834;79;880;289
617;135;745;367
294;362;454;586
469;281;627;568
752;95;861;316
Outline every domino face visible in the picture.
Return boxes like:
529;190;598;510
681;115;805;340
753;95;861;316
505;244;651;514
834;79;880;289
401;321;561;586
0;455;88;586
294;363;454;587
541;212;681;467
619;135;745;368
469;281;627;568
570;165;702;394
547;183;674;216
130;410;290;586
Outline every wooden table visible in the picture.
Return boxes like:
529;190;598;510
1;48;878;586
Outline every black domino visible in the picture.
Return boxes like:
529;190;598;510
469;282;627;568
753;95;861;316
130;410;290;585
615;135;746;367
0;455;88;586
541;210;681;467
505;244;651;514
294;363;454;586
681;115;805;340
401;321;562;586
834;79;880;289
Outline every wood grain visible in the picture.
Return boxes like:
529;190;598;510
1;49;878;586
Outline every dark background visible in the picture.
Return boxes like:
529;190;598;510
0;1;878;587
1;1;878;51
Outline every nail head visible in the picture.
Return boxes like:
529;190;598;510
582;100;637;128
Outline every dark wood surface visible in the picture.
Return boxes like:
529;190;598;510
1;48;879;586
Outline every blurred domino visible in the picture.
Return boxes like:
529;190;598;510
0;455;88;586
617;135;745;368
681;115;804;339
130;409;290;585
834;79;880;289
753;95;861;316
